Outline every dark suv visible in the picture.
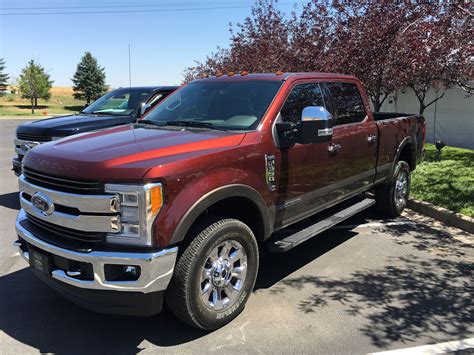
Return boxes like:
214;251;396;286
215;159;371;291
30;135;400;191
12;86;177;175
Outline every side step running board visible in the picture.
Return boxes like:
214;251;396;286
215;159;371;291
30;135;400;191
268;198;376;252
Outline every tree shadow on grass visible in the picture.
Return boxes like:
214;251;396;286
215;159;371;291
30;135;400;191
63;105;84;112
11;105;48;110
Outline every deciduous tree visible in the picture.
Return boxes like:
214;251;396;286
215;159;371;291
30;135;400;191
72;52;108;104
183;0;472;114
18;60;53;114
401;3;473;114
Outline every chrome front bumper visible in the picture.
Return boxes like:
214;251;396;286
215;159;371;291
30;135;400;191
15;210;178;294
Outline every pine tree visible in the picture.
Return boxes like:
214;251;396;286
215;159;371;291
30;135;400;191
18;60;53;114
0;58;10;96
72;52;108;104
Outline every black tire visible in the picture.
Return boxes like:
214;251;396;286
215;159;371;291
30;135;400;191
165;218;259;330
375;160;411;217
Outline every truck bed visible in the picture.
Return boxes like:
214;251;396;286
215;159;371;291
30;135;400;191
374;112;425;182
372;112;412;121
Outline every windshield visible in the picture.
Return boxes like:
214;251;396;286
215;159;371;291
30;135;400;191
143;80;282;130
82;88;154;116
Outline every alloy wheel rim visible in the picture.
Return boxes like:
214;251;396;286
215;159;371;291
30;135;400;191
200;240;247;311
394;170;408;209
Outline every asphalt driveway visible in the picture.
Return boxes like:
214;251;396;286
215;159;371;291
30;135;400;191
0;119;472;354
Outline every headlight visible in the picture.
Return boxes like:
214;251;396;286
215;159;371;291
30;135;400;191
105;183;163;246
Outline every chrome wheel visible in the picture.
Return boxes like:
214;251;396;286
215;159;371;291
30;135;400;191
200;240;247;311
394;170;408;209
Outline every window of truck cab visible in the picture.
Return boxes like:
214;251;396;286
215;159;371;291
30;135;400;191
143;80;283;130
324;82;367;125
279;82;328;124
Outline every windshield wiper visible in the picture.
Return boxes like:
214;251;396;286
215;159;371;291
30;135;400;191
166;120;227;131
138;119;163;127
88;111;115;115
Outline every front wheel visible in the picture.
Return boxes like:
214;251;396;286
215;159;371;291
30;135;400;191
375;160;411;217
166;218;259;330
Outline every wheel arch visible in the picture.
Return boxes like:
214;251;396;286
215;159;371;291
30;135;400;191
169;184;272;245
395;136;416;171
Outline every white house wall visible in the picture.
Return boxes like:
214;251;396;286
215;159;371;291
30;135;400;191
380;84;473;150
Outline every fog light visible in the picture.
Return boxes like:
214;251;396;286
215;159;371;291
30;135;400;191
104;264;141;281
124;265;139;276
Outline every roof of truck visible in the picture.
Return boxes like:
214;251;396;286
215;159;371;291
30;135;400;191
194;72;358;82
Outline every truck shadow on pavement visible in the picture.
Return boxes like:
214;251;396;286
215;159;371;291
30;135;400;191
0;268;207;353
264;221;473;348
0;192;20;211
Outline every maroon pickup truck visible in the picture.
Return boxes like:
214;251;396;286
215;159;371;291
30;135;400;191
14;73;425;329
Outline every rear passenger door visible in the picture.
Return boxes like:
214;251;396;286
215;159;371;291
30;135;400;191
323;82;378;197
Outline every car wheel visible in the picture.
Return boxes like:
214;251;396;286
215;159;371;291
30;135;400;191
375;160;411;217
166;218;259;330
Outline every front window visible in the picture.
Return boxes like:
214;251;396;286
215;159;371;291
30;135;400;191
280;83;326;124
82;88;154;116
144;80;282;130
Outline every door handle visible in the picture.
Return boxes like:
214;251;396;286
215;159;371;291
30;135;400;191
328;143;342;153
367;134;377;143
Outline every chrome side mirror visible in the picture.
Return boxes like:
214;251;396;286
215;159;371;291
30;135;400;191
301;106;333;144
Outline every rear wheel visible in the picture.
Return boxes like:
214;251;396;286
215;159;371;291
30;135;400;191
166;218;259;330
375;160;410;217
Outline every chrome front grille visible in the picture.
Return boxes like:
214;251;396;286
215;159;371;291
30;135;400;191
19;175;121;248
26;213;106;244
16;133;51;142
23;166;103;194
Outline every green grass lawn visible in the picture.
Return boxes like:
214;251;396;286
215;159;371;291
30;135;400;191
411;143;474;217
0;90;85;116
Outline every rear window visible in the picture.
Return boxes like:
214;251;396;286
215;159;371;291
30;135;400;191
325;82;366;125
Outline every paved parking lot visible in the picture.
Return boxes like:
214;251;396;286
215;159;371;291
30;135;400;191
0;119;473;354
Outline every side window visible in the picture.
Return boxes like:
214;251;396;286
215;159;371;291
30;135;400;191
280;83;325;124
325;82;366;125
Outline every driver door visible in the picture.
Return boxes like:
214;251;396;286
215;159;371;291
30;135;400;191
274;81;342;228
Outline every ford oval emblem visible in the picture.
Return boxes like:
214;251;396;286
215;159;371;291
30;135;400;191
21;143;31;152
31;192;55;216
21;141;39;153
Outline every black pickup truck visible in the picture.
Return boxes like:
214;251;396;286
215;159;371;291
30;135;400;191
12;86;177;175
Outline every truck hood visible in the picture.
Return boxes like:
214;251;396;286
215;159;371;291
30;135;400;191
23;124;245;181
16;113;133;137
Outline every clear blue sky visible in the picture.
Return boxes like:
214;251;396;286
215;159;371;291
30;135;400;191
0;0;301;88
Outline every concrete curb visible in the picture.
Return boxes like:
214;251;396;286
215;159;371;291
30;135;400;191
407;199;474;233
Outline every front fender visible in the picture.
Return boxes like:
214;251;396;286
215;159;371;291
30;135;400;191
152;168;272;247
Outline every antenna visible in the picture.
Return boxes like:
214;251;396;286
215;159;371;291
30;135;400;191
128;44;132;88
